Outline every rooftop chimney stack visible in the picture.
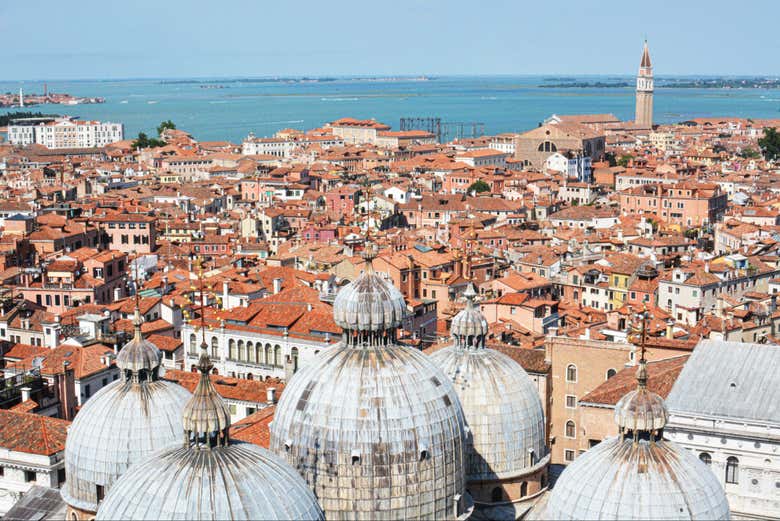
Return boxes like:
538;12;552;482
266;387;277;405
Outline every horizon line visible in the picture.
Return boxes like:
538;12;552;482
2;72;780;84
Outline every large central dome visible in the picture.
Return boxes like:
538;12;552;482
270;245;471;519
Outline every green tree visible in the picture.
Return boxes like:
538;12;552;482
740;148;761;159
468;180;491;194
604;152;617;167
617;154;634;167
132;132;166;149
758;127;780;161
157;119;176;136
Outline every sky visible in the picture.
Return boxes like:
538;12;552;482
2;0;778;80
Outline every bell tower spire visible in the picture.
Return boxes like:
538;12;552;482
635;40;654;129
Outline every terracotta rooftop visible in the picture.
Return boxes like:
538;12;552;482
0;409;70;456
580;355;689;406
231;406;276;448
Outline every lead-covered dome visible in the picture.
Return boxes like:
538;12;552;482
430;349;547;482
62;312;191;514
332;244;407;332
431;282;547;483
532;361;729;520
270;344;468;519
270;246;470;520
96;443;323;520
97;343;323;521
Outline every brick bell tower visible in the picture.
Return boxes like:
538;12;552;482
635;40;653;129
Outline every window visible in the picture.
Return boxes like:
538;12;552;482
25;470;36;482
606;368;617;380
564;449;575;462
726;457;739;484
211;337;219;359
565;420;576;438
58;468;66;484
566;364;577;383
96;484;105;502
189;334;197;355
699;452;712;466
491;487;504;502
520;482;528;498
565;395;577;409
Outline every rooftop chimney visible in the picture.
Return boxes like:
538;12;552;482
266;387;277;405
273;278;283;295
20;386;32;402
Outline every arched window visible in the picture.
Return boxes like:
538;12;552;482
537;141;557;153
520;481;528;497
491;486;504;503
189;334;197;355
291;347;299;372
565;420;576;438
237;340;245;361
606;368;617;380
274;345;281;367
726;457;739;484
211;337;219;359
699;452;712;466
228;339;236;360
255;344;262;364
265;344;272;365
566;364;577;383
246;341;255;363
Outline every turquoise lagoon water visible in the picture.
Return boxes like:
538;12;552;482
1;76;779;142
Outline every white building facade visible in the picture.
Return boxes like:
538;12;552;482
666;340;780;520
182;322;335;381
8;118;124;148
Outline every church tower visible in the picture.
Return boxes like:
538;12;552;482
634;40;653;129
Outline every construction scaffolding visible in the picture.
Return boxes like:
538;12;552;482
400;117;485;143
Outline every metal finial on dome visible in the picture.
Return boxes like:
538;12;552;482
115;261;162;380
181;257;231;449
615;306;667;440
181;340;231;449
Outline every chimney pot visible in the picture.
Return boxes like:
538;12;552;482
266;387;277;405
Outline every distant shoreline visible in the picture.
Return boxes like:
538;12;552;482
159;76;435;85
539;78;780;89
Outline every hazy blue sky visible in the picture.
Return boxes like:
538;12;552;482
3;0;777;80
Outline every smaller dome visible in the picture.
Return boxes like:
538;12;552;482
116;310;162;375
451;283;488;340
332;245;406;332
97;341;324;521
615;362;668;435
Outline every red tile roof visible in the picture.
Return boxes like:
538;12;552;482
0;409;70;456
231;406;275;448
